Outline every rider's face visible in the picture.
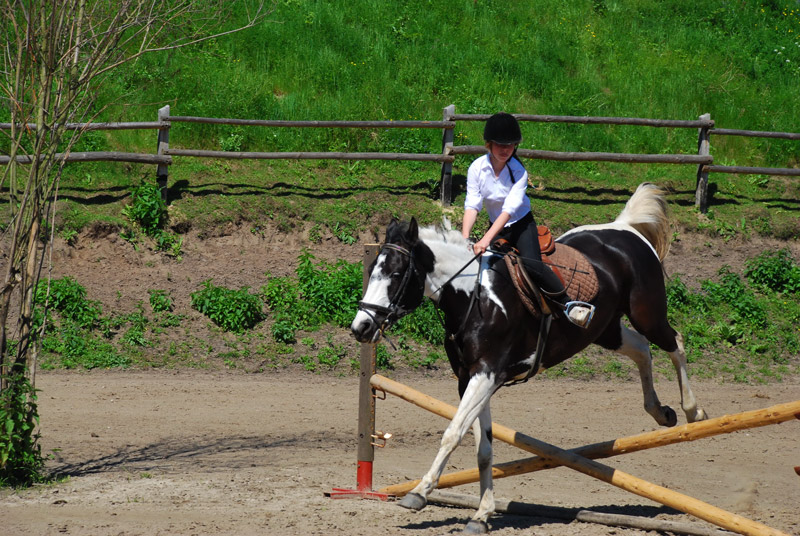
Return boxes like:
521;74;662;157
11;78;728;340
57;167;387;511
489;141;516;164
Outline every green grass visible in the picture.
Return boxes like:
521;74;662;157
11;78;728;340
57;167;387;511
43;2;800;240
89;1;799;163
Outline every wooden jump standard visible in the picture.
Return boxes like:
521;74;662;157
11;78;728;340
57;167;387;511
370;374;798;536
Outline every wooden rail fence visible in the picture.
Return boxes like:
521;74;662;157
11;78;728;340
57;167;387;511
2;105;798;212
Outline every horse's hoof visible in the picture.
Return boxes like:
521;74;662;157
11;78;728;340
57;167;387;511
463;519;489;534
662;406;678;427
398;492;427;511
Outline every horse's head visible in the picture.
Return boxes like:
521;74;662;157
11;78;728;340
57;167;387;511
350;218;434;343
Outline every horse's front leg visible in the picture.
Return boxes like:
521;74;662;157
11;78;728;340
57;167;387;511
464;402;495;534
398;372;497;514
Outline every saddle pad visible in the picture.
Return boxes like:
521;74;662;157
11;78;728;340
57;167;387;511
546;243;599;303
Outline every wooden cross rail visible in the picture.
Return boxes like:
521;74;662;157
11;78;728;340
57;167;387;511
370;374;797;536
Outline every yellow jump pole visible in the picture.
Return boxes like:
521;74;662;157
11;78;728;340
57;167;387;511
379;390;800;495
370;374;793;536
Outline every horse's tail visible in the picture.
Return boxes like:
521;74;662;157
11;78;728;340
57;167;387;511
615;183;670;260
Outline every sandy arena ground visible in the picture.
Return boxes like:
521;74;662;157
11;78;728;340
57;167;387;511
2;369;799;535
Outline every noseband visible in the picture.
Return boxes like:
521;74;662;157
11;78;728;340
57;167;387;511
357;243;421;333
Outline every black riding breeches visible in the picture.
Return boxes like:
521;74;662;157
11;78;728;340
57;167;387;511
496;213;567;301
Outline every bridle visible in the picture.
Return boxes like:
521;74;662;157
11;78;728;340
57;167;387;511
357;239;486;345
357;243;422;335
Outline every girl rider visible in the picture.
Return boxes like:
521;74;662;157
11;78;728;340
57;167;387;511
461;112;594;328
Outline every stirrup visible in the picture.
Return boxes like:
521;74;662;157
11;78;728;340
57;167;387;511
565;301;595;328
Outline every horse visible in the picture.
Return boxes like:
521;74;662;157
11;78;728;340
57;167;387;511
350;183;708;534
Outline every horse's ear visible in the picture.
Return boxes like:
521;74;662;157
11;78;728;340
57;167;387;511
385;218;400;240
407;217;419;241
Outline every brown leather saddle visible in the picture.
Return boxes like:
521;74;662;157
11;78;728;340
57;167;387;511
499;226;599;318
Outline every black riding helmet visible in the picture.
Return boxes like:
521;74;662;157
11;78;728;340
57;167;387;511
483;112;522;144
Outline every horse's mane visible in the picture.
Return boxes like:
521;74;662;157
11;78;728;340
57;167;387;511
614;183;671;260
417;224;470;251
417;223;475;273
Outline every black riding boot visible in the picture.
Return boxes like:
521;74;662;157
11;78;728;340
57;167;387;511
516;220;595;328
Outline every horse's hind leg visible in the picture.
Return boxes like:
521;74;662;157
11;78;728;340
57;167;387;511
614;324;678;426
398;372;496;515
665;331;707;422
624;317;708;423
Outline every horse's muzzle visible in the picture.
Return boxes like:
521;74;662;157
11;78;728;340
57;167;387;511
350;313;382;343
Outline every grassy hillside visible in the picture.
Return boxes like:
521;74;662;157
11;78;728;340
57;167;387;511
97;1;800;156
52;0;799;239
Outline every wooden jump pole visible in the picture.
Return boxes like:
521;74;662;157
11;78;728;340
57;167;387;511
370;374;793;536
381;394;800;495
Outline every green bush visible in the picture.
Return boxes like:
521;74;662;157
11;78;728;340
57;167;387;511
296;250;363;327
121;181;182;258
0;373;45;487
191;280;264;332
262;250;362;342
148;289;173;313
666;259;798;382
35;276;102;329
745;249;800;294
392;299;445;345
122;181;166;236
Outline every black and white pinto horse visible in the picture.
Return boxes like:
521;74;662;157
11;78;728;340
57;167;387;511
350;183;708;534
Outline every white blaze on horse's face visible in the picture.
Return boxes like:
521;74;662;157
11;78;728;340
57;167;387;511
350;253;392;340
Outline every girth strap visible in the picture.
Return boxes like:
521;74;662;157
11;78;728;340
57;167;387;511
505;313;552;386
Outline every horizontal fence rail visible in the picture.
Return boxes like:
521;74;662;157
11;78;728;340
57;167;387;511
2;104;797;211
702;165;800;177
0;152;171;165
450;145;712;165
710;128;800;140
165;148;453;162
0;121;165;131
168;116;454;129
454;114;715;129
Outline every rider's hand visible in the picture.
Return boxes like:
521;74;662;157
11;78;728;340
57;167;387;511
473;238;491;255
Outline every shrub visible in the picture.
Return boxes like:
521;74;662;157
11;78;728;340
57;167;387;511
35;276;102;329
122;181;182;258
262;250;444;346
295;250;362;327
745;248;800;294
148;289;173;313
191;280;264;332
393;299;445;345
262;251;362;342
122;181;166;236
0;373;45;487
33;277;131;369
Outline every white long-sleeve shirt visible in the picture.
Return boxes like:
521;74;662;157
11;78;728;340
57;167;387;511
464;154;531;225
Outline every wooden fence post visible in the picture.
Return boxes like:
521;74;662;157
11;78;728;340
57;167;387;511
440;104;455;206
356;245;380;491
695;113;711;213
156;105;171;202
